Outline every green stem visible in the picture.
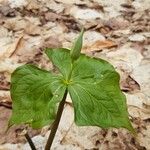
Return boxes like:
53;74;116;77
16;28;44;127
25;133;36;150
45;89;68;150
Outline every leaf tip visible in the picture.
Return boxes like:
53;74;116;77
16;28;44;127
70;28;84;61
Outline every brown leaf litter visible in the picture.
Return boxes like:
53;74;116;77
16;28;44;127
0;0;149;149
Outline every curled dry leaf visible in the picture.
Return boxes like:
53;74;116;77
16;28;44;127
120;75;140;93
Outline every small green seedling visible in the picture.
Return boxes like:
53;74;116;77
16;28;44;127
9;29;134;150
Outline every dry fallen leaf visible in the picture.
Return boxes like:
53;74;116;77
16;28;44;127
45;12;60;22
43;36;62;49
0;107;41;145
129;34;146;42
0;58;22;73
104;17;129;30
0;0;149;149
0;36;23;60
26;0;40;10
83;40;117;52
120;75;140;93
106;44;143;70
70;6;104;20
4;17;27;31
0;90;11;103
24;23;41;36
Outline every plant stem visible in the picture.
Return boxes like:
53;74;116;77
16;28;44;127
25;133;36;150
45;89;68;150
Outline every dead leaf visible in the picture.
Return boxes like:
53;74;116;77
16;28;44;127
24;23;41;36
43;36;62;49
44;12;80;31
75;2;104;12
0;4;16;17
131;62;150;94
121;75;140;93
84;31;105;46
26;0;40;10
70;6;104;20
0;35;23;60
9;36;24;58
8;0;27;8
0;90;11;103
45;0;65;13
4;17;27;31
106;44;143;70
104;17;129;30
83;40;117;52
129;34;146;42
97;26;111;35
45;12;60;22
0;0;149;149
121;3;133;9
0;58;22;73
0;107;41;144
0;27;9;38
0;83;10;91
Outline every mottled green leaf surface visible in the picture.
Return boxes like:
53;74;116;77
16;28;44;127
10;64;66;128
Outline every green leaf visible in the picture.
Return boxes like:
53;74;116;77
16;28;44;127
70;28;84;61
46;48;134;132
68;55;134;132
10;64;66;128
45;48;72;80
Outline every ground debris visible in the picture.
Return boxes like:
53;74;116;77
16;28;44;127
0;0;149;149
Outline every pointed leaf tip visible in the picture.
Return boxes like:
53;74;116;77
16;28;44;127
70;28;84;61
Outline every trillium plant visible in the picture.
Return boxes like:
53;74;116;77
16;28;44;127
9;29;135;150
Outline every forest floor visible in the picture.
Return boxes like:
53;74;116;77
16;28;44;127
0;0;150;149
